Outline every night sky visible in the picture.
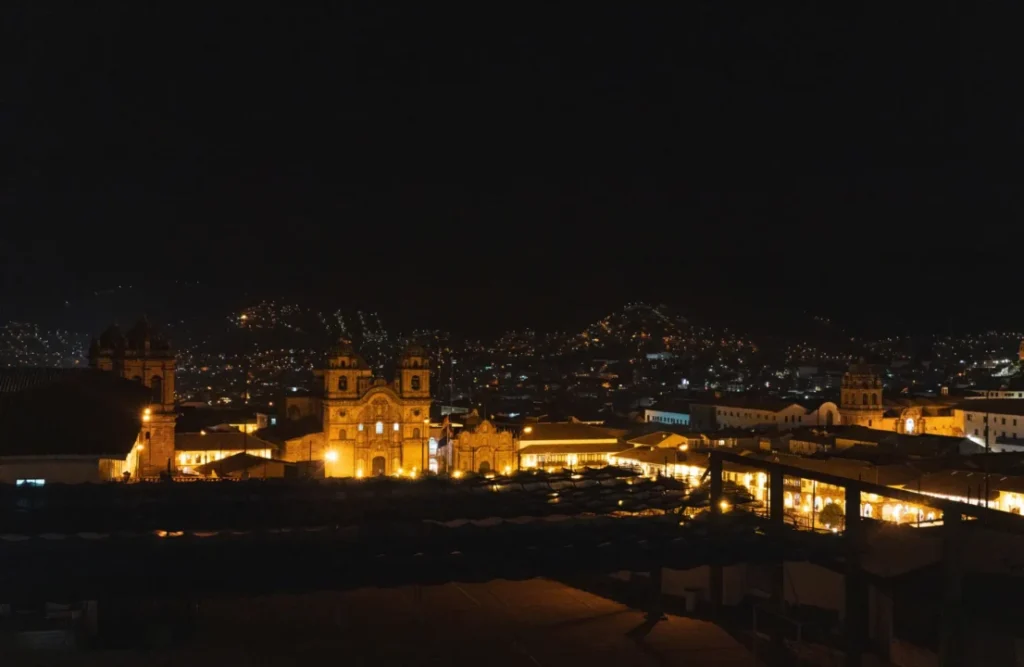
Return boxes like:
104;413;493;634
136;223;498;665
3;6;1021;334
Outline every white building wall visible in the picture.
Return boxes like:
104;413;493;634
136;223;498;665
644;409;690;426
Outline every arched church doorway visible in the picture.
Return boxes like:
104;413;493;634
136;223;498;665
478;461;491;475
371;456;386;477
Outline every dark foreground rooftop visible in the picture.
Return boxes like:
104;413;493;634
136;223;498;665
33;580;756;666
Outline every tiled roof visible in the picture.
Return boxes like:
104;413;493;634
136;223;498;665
0;367;80;394
255;417;322;445
174;431;278;452
0;369;152;458
627;431;681;447
520;422;625;442
194;452;290;477
956;400;1024;417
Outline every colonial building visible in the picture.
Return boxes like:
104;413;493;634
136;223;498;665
0;368;154;483
955;399;1024;451
89;318;177;476
838;362;960;436
447;412;516;475
690;397;841;431
839;363;885;427
517;421;627;470
308;340;433;477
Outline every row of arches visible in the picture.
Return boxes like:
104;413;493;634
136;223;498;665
131;375;164;404
843;392;879;406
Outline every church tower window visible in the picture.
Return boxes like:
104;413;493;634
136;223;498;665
411;375;421;391
375;421;383;435
338;376;348;391
150;376;163;404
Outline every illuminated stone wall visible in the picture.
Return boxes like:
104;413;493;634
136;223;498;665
452;420;516;474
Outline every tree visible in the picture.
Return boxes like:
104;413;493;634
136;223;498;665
819;502;845;529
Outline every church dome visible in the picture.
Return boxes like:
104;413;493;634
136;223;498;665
402;342;427;358
125;316;171;352
329;338;369;368
98;324;126;350
329;337;357;357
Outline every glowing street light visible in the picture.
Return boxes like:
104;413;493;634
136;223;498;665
324;450;338;463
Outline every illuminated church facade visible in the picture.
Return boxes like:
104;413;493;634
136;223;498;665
317;341;433;478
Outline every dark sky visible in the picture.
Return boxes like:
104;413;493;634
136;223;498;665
3;5;1022;334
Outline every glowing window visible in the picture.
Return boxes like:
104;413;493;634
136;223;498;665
358;423;364;431
376;421;383;435
393;422;399;431
905;418;915;434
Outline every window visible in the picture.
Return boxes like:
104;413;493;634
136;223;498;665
16;479;45;486
862;394;868;405
150;375;163;404
413;428;420;439
339;429;347;440
1002;418;1007;425
870;393;877;406
375;421;383;435
338;376;348;391
393;422;399;431
968;414;973;421
411;375;421;391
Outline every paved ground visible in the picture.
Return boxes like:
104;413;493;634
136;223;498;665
17;579;759;666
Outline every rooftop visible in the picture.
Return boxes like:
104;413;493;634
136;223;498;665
0;369;152;458
175;431;279;452
255;416;323;444
520;422;626;442
956;399;1024;417
64;580;756;665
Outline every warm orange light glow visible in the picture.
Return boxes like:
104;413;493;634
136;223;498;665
135;443;144;452
453;470;463;479
324;450;338;463
523;426;533;434
144;408;151;415
142;414;151;422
